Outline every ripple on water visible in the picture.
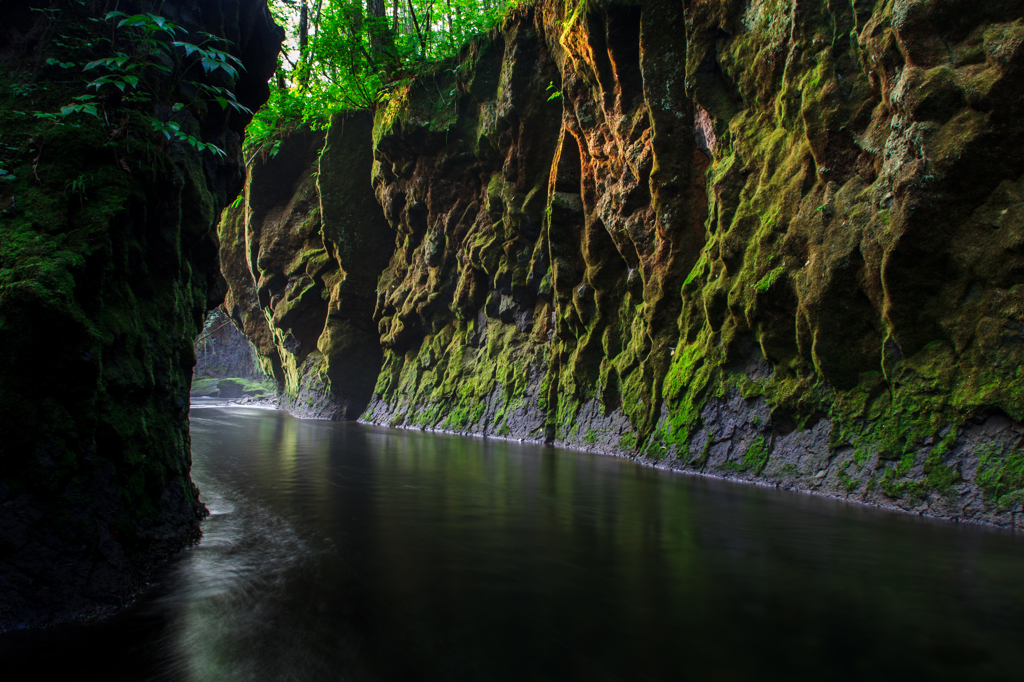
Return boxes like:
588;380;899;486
145;474;337;682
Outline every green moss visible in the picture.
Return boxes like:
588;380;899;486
191;377;219;393
469;398;487;424
879;451;923;500
976;444;1024;510
722;437;770;475
754;266;785;293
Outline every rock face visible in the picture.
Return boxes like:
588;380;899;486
194;307;268;385
217;112;392;419
0;0;280;629
357;0;1024;527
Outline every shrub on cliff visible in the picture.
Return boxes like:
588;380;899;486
247;0;523;148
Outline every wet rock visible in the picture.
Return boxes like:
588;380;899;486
218;112;390;420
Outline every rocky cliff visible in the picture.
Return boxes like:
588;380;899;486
358;0;1024;528
212;0;1024;529
0;0;280;629
217;112;393;419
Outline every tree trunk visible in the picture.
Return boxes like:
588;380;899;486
297;1;309;86
368;0;397;72
299;1;309;53
406;0;427;55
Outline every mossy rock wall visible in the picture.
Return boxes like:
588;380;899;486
217;112;391;419
0;0;281;629
363;0;1024;527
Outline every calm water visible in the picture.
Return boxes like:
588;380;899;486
4;405;1024;681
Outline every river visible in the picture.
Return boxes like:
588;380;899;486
3;404;1024;680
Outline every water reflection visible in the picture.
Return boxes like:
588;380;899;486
2;406;1024;681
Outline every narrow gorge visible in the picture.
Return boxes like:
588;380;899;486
4;0;1024;634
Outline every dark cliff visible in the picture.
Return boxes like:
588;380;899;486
0;0;281;629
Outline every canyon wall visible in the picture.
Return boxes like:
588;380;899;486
210;0;1024;529
217;112;393;419
0;0;280;629
360;0;1024;527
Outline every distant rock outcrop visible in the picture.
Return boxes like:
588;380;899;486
194;307;269;386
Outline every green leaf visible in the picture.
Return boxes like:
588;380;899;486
84;55;131;72
200;58;239;80
117;14;149;28
172;41;201;57
198;31;233;46
58;103;100;119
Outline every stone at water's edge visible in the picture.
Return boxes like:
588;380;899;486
358;0;1024;527
0;0;281;630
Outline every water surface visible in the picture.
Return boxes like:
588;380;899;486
4;405;1024;681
